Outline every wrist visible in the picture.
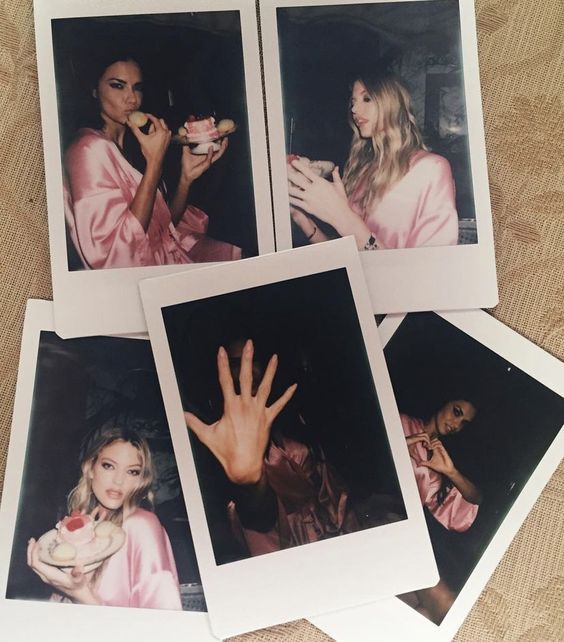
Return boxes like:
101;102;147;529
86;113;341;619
334;211;371;248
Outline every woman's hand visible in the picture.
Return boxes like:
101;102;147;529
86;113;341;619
127;113;171;171
184;339;297;485
181;138;228;184
26;538;99;605
288;161;371;248
419;438;456;477
288;161;351;228
406;432;431;448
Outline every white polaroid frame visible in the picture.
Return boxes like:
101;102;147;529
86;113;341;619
139;237;439;639
0;300;217;642
311;309;564;642
261;0;498;313
34;0;274;338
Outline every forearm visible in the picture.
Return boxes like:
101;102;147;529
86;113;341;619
333;210;373;250
292;210;330;244
448;469;482;505
129;163;162;231
231;468;278;532
169;175;193;226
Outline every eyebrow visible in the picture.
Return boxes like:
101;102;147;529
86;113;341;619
101;456;141;468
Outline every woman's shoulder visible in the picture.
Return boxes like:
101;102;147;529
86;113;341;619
66;128;114;157
123;508;163;535
410;149;453;176
400;413;424;435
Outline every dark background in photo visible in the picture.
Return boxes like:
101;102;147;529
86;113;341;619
51;11;259;266
383;312;564;598
162;268;406;564
276;0;477;246
6;332;205;612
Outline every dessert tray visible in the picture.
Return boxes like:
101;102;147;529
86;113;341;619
37;525;126;572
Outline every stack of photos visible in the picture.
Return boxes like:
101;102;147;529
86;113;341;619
0;0;561;641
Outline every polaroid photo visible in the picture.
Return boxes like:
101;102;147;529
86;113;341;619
34;0;273;338
261;0;498;313
139;237;439;638
311;309;564;641
0;300;217;641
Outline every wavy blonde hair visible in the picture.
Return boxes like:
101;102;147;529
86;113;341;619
342;74;427;213
67;422;155;527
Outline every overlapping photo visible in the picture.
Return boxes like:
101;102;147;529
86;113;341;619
312;310;564;641
0;301;215;641
34;0;272;336
261;0;498;312
140;238;439;638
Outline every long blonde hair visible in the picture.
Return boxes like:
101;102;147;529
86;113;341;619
67;422;155;527
342;74;426;212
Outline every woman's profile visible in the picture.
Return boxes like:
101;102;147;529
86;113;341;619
288;73;459;250
64;53;241;270
27;422;182;610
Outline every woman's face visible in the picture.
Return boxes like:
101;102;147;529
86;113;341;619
434;400;476;437
89;439;143;511
350;80;379;139
96;60;143;128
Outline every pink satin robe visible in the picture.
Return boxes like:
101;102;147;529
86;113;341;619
228;436;359;556
64;128;241;269
51;508;181;609
402;414;478;532
349;150;459;249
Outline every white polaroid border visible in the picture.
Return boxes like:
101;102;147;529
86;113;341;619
139;237;439;639
0;300;216;642
311;309;564;641
34;0;274;338
261;0;498;313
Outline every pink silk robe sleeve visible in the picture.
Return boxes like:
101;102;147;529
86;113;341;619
64;129;240;269
350;151;459;249
401;414;478;532
228;436;359;556
94;509;182;610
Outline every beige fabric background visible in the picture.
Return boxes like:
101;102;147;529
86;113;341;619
0;0;562;639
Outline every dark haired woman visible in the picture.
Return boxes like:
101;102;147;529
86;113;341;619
399;399;481;623
64;57;241;269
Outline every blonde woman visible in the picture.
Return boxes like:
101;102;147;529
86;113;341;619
288;73;459;250
27;424;182;610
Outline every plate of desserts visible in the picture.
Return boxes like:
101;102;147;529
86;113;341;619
37;511;126;572
174;115;237;154
287;154;335;179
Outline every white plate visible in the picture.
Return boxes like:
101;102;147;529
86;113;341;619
37;526;126;571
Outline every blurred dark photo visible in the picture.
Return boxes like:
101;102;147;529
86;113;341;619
384;313;564;624
162;268;407;565
278;0;477;248
6;333;205;612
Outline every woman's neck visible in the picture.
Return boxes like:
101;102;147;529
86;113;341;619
423;417;438;439
101;119;126;148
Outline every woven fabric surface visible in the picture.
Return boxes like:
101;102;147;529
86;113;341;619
0;0;562;640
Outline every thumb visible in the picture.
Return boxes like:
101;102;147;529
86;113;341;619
184;411;212;445
126;120;144;143
332;166;346;195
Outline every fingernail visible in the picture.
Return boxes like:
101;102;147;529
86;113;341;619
218;346;226;359
245;339;253;352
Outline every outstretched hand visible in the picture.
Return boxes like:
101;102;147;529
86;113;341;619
184;339;297;485
418;438;456;477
